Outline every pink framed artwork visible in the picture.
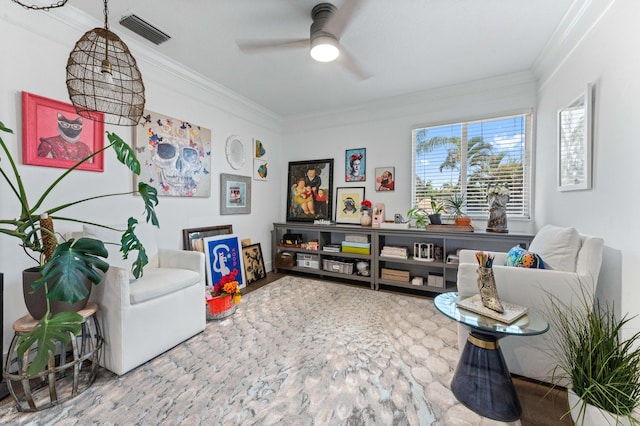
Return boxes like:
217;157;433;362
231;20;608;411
21;91;105;172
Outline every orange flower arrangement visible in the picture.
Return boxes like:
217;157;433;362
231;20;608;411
206;268;242;304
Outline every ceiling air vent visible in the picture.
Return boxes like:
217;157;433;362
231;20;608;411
119;14;171;45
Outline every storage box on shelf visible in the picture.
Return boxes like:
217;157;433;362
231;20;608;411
272;223;533;296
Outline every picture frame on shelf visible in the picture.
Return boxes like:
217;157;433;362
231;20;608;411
558;83;593;192
375;167;395;191
202;234;246;289
21;91;104;172
242;243;266;285
335;186;365;224
182;225;234;251
286;158;334;222
220;173;251;215
345;148;366;182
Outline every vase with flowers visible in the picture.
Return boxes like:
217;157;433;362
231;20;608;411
205;269;242;319
486;184;509;233
360;199;373;226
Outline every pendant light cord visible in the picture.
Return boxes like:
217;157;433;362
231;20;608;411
103;0;109;30
11;0;68;11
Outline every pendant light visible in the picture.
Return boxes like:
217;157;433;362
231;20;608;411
66;0;145;126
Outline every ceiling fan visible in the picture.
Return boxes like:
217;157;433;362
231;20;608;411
236;1;371;80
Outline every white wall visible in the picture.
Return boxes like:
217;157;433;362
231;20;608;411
281;72;538;235
1;7;283;353
534;0;640;337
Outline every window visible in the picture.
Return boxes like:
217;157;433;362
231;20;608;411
412;113;532;219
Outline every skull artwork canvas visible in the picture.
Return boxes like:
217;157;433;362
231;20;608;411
135;110;212;197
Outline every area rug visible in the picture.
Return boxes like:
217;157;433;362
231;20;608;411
0;276;487;425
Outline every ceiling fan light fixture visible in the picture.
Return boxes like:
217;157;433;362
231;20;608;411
310;35;339;62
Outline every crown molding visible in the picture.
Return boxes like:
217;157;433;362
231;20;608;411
5;3;283;131
532;0;616;90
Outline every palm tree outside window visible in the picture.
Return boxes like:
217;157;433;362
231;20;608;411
411;113;532;219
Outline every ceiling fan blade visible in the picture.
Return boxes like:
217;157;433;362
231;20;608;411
339;45;371;81
323;0;365;37
237;38;310;53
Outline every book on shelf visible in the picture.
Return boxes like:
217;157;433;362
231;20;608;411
456;294;528;324
379;252;408;259
341;245;370;255
323;244;341;252
341;241;371;249
380;246;409;258
344;234;369;244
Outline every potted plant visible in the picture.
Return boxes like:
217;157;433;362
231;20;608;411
205;269;242;319
0;120;159;375
407;206;428;229
445;193;471;226
546;288;640;425
428;199;445;225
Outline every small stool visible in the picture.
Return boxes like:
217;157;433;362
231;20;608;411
3;302;103;411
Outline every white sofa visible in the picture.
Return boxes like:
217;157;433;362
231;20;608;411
78;223;206;375
456;225;604;383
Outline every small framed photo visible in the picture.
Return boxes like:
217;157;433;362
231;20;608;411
558;83;593;192
286;158;334;222
182;225;233;251
242;243;266;285
375;167;395;191
220;173;251;214
253;158;267;181
21;91;104;171
335;187;365;224
345;148;366;182
202;234;246;289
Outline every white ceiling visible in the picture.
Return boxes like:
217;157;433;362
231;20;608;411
68;0;578;118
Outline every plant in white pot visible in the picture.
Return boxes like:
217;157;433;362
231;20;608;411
546;288;640;425
0;120;159;375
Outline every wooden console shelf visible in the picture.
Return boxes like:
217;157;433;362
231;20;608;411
272;222;533;296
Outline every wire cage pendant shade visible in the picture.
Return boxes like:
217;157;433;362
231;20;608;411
66;12;145;126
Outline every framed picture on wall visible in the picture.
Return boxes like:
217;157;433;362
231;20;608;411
375;167;395;191
335;187;365;224
286;158;334;222
220;173;251;214
202;234;246;289
182;225;233;251
558;83;593;192
345;148;365;182
21;91;104;171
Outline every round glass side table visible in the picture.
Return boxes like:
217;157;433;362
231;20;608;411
434;292;549;422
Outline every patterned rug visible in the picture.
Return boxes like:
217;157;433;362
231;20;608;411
1;276;491;425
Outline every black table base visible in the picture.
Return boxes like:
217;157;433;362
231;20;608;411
451;331;522;422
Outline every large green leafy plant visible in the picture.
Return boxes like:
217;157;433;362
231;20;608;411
546;288;640;424
0;120;158;374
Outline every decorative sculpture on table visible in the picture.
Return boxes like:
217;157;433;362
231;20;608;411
475;252;504;313
486;184;509;233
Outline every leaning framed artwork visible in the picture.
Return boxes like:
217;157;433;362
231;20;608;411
558;83;593;192
375;167;395;191
220;173;251;214
21;91;104;171
202;234;246;289
182;225;233;251
345;148;366;182
134;109;212;197
242;243;266;285
286;158;334;222
335;187;365;224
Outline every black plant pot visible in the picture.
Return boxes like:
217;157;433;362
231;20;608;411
428;214;442;225
22;267;91;320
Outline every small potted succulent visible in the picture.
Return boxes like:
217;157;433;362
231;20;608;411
445;193;471;226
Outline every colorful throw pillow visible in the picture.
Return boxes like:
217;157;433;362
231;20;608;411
504;245;545;269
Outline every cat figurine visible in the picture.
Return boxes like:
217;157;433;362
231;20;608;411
37;113;92;162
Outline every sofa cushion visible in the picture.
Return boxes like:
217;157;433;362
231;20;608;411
504;245;545;269
129;267;201;304
83;222;159;278
528;225;581;272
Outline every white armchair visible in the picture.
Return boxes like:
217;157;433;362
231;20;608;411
456;225;604;383
80;224;206;375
